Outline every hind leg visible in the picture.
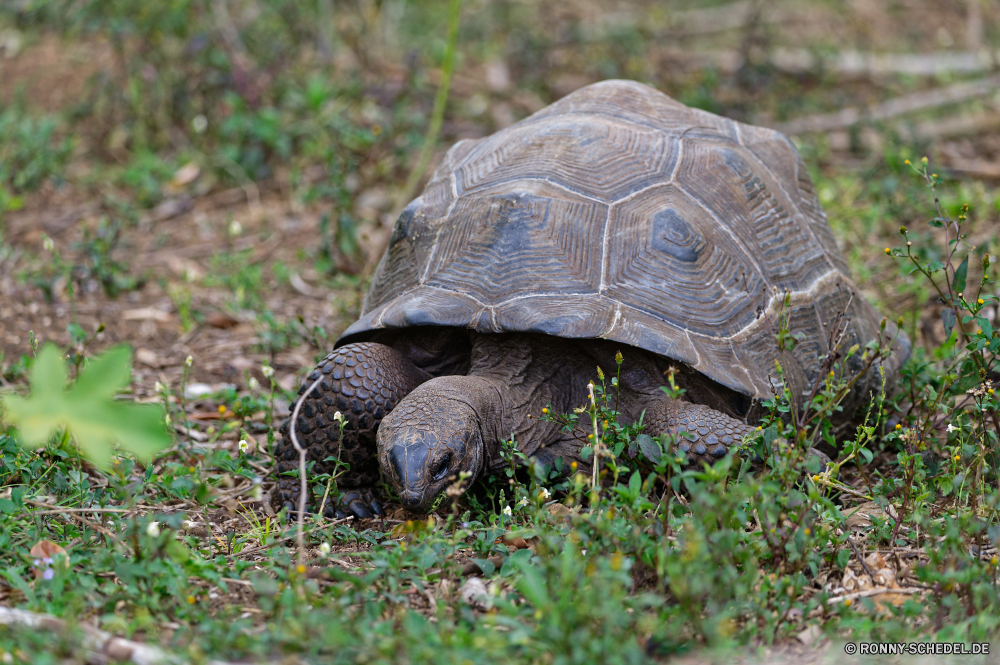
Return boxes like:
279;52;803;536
272;342;430;519
645;398;831;470
645;399;756;465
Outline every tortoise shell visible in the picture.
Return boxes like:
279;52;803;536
340;80;909;406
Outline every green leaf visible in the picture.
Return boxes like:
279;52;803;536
2;344;170;468
941;308;956;338
628;470;641;494
513;559;549;609
636;433;660;463
952;255;968;294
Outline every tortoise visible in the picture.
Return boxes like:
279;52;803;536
272;80;910;518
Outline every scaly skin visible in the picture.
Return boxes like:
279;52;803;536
273;342;429;518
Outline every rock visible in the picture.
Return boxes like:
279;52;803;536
459;577;491;610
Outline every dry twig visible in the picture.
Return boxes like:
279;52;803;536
0;606;242;665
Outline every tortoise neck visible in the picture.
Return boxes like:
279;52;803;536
466;334;592;464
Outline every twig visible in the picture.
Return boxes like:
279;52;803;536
825;587;924;605
287;371;332;567
847;536;877;580
26;501;131;514
0;606;241;665
696;48;1000;78
774;73;1000;135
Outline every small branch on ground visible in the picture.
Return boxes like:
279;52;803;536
774;73;1000;135
0;606;243;665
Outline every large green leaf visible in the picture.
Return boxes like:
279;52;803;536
2;344;170;467
952;255;968;295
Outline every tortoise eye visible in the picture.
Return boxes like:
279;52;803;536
432;452;452;481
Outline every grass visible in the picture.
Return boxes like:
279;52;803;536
1;0;999;662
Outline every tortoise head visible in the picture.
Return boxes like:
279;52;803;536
376;378;486;513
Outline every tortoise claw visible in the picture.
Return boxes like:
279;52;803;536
337;488;382;521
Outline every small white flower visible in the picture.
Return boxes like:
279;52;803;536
261;365;274;378
247;377;260;391
185;355;194;367
192;114;208;133
333;411;343;422
42;236;55;253
164;414;172;426
146;521;161;537
319;542;331;555
502;505;512;517
538;488;551;500
239;438;249;453
228;220;243;236
947;423;960;433
154;381;165;393
517;498;529;508
182;520;198;530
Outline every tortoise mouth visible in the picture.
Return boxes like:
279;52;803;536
399;485;454;514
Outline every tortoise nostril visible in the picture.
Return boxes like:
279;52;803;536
402;494;422;509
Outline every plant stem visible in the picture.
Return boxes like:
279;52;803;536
365;0;462;276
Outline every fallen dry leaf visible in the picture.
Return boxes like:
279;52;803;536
29;540;69;579
205;312;241;329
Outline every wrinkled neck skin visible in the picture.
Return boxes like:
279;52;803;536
376;334;592;512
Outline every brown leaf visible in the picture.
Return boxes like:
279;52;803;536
864;552;887;571
502;533;529;550
205;312;241;329
30;540;69;579
30;540;67;559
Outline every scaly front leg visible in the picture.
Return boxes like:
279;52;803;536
273;342;430;519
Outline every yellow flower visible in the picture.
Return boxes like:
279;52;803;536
884;248;891;255
541;408;548;414
218;405;226;414
844;598;852;607
991;556;998;566
978;299;985;305
296;564;306;575
803;528;811;536
186;595;196;604
895;423;902;430
954;454;961;461
904;159;910;165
